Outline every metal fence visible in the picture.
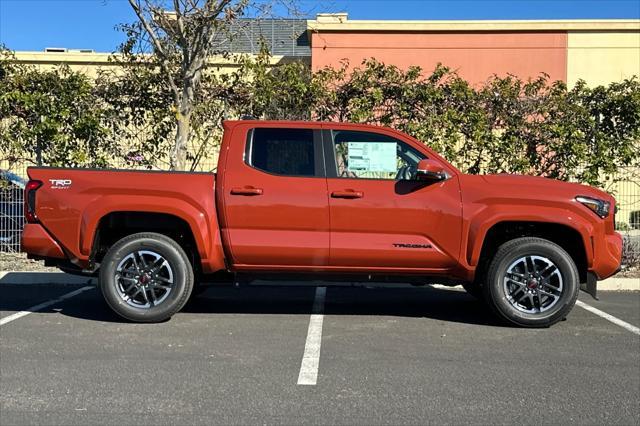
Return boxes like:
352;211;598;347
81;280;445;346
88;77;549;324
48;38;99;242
0;172;25;253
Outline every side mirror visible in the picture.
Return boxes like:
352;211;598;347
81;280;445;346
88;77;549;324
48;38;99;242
415;159;447;182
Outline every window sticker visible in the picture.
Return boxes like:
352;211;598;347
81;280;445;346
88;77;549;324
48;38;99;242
347;142;397;172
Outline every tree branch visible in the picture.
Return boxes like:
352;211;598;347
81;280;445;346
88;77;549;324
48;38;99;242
182;0;235;92
128;0;181;101
172;0;189;53
192;0;233;61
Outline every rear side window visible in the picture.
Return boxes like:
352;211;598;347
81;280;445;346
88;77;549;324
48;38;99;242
247;128;316;177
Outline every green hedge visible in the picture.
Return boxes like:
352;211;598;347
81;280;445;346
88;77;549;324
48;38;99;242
2;48;639;187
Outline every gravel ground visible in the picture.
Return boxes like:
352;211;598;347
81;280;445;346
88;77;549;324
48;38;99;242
0;252;54;272
618;265;640;278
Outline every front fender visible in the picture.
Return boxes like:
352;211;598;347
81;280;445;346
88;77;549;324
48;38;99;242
465;204;595;268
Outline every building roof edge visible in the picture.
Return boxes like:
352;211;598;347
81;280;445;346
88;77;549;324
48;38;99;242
306;18;640;32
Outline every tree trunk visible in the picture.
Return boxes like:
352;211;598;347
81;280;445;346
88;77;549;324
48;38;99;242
170;78;198;171
36;137;43;166
171;104;191;171
172;115;190;170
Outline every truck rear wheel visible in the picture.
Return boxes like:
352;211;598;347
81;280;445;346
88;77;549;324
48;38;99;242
483;237;579;328
99;232;194;323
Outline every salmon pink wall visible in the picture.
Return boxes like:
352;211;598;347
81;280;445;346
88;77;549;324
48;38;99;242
311;32;568;85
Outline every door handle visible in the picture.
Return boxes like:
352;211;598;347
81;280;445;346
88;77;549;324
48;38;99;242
230;187;263;196
331;190;364;199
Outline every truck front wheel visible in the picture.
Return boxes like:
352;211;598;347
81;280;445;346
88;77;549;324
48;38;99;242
483;237;580;328
99;232;194;323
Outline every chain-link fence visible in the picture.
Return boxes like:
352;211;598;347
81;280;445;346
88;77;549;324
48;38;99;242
612;168;640;269
0;170;25;253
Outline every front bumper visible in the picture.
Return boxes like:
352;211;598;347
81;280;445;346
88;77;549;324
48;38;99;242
582;232;623;300
21;223;66;259
591;232;623;280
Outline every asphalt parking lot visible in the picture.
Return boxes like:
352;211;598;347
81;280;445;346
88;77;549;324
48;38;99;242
1;282;639;425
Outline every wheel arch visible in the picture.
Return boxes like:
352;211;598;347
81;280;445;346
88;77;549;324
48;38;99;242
473;220;590;284
77;191;227;273
91;211;197;264
86;207;225;274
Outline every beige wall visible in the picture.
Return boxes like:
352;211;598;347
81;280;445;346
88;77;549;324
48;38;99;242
12;52;120;77
567;31;640;87
10;51;303;77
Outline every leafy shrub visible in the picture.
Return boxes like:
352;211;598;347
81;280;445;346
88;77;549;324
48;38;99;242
2;47;639;181
616;222;631;232
1;49;117;169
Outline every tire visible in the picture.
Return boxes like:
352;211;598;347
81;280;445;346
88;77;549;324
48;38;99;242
99;232;194;323
483;237;580;328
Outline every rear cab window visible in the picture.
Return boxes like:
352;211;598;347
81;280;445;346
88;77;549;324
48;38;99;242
245;128;323;177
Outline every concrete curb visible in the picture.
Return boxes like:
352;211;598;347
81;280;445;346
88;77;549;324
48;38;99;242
596;277;640;291
0;271;638;290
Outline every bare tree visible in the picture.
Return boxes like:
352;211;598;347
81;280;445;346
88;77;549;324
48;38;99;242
127;0;249;170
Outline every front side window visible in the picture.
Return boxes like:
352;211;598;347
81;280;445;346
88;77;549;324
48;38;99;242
332;130;426;180
248;128;316;177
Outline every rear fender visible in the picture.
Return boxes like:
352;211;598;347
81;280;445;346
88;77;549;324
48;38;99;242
80;195;225;273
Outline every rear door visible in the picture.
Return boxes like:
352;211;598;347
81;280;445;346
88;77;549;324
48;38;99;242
324;127;462;271
220;124;330;268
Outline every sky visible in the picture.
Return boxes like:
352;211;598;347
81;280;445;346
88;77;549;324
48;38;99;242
1;0;639;52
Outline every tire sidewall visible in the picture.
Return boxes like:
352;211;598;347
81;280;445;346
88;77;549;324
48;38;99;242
486;240;579;327
100;234;193;322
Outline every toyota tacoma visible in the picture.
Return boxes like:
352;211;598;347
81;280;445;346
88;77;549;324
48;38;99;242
21;121;623;326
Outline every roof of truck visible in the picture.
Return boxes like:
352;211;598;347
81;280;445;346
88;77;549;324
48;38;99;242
222;120;391;131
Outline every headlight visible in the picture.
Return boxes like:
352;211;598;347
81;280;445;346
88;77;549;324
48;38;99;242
576;196;610;218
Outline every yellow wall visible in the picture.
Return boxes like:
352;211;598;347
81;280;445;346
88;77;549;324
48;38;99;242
12;52;119;78
567;31;640;87
11;51;303;78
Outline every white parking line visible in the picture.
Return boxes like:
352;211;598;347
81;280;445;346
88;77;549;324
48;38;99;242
0;286;93;326
576;300;640;336
297;286;327;386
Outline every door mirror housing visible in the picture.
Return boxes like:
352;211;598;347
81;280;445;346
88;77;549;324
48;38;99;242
416;159;447;182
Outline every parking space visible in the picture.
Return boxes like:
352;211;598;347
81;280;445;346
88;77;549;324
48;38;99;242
0;283;93;321
578;291;640;328
0;283;639;425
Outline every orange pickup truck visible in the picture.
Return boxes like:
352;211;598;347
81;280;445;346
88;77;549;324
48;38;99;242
21;120;622;326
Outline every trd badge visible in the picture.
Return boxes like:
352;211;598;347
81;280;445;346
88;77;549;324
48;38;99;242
49;179;72;189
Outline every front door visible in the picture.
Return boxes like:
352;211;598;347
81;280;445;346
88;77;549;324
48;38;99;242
324;128;462;271
221;125;330;268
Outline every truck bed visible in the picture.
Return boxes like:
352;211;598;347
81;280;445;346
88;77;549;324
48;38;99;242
25;167;219;270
